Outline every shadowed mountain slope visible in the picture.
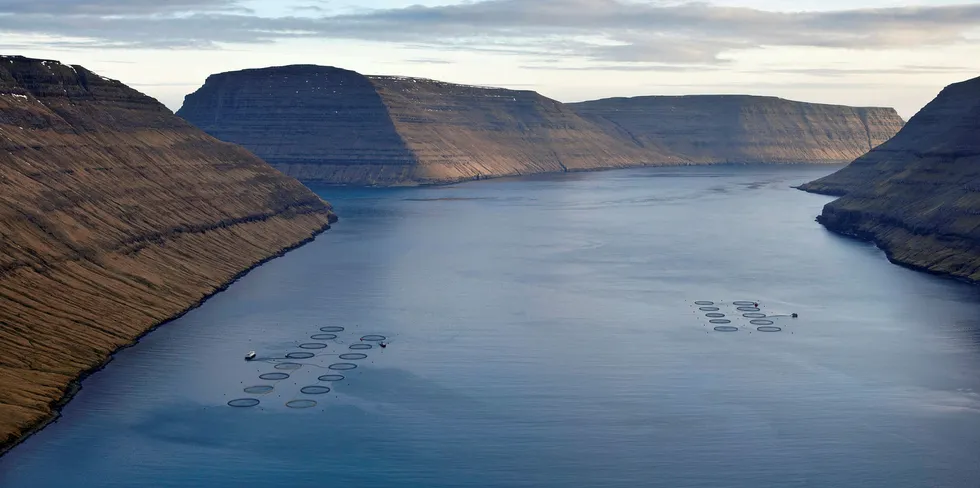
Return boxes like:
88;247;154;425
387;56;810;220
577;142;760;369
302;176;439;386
800;75;980;282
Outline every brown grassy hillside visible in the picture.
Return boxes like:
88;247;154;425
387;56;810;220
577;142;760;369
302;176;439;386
0;55;336;450
570;95;904;164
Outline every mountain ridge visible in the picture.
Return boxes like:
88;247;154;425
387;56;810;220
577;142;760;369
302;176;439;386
799;75;980;282
177;64;905;186
570;94;904;164
0;55;336;451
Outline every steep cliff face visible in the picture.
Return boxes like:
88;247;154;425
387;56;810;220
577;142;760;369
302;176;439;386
799;76;980;282
368;76;667;183
178;65;420;185
178;65;905;186
0;55;336;450
178;65;682;186
570;95;905;164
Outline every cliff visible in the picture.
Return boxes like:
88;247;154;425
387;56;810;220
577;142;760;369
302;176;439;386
367;76;666;183
178;67;904;186
176;65;424;185
0;55;336;451
569;95;905;164
175;66;679;186
799;76;980;281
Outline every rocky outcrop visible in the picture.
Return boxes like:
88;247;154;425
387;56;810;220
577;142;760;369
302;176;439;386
799;76;980;282
0;55;336;451
178;67;904;186
570;95;905;164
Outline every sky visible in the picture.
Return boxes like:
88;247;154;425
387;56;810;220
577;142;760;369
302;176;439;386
1;0;979;118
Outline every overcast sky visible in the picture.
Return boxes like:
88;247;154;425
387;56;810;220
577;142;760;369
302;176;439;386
1;0;978;118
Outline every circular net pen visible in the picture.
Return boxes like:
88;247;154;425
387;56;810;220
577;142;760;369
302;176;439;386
318;374;345;382
733;301;756;306
286;352;315;360
300;386;332;395
244;385;274;395
699;307;721;312
340;353;368;360
320;326;345;333
228;398;260;408
360;335;387;342
694;301;715;306
311;334;338;341
705;313;726;318
757;326;783;332
709;319;732;324
349;344;373;350
286;400;318;409
329;363;358;371
750;319;775;326
259;372;290;381
713;326;740;332
743;313;767;319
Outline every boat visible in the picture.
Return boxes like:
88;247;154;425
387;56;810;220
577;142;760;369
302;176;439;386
245;351;256;361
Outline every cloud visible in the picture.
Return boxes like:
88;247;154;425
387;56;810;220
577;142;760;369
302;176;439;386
521;63;725;72
1;0;979;64
748;65;978;77
291;1;330;14
0;0;246;14
405;58;454;65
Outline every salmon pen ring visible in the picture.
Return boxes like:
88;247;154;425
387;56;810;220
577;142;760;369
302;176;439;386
259;372;290;381
286;400;317;409
301;386;331;395
329;363;358;371
243;386;274;394
228;398;260;408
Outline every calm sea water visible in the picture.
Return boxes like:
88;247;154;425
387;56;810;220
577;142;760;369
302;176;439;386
2;165;980;487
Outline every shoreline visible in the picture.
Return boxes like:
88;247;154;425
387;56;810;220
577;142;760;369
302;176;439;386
300;160;851;189
0;219;335;457
797;186;980;287
814;216;980;287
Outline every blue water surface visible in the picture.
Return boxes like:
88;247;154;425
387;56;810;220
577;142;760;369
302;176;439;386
2;165;979;487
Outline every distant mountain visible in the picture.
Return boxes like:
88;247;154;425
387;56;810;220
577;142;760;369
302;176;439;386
800;76;980;282
177;65;904;186
570;95;904;164
176;66;675;186
0;55;335;451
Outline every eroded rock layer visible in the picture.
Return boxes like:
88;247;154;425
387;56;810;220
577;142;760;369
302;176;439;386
179;67;906;185
368;76;667;183
178;66;686;185
800;76;980;281
0;55;336;450
570;95;905;164
178;65;420;185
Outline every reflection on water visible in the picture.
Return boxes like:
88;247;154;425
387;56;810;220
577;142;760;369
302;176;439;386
2;165;979;488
